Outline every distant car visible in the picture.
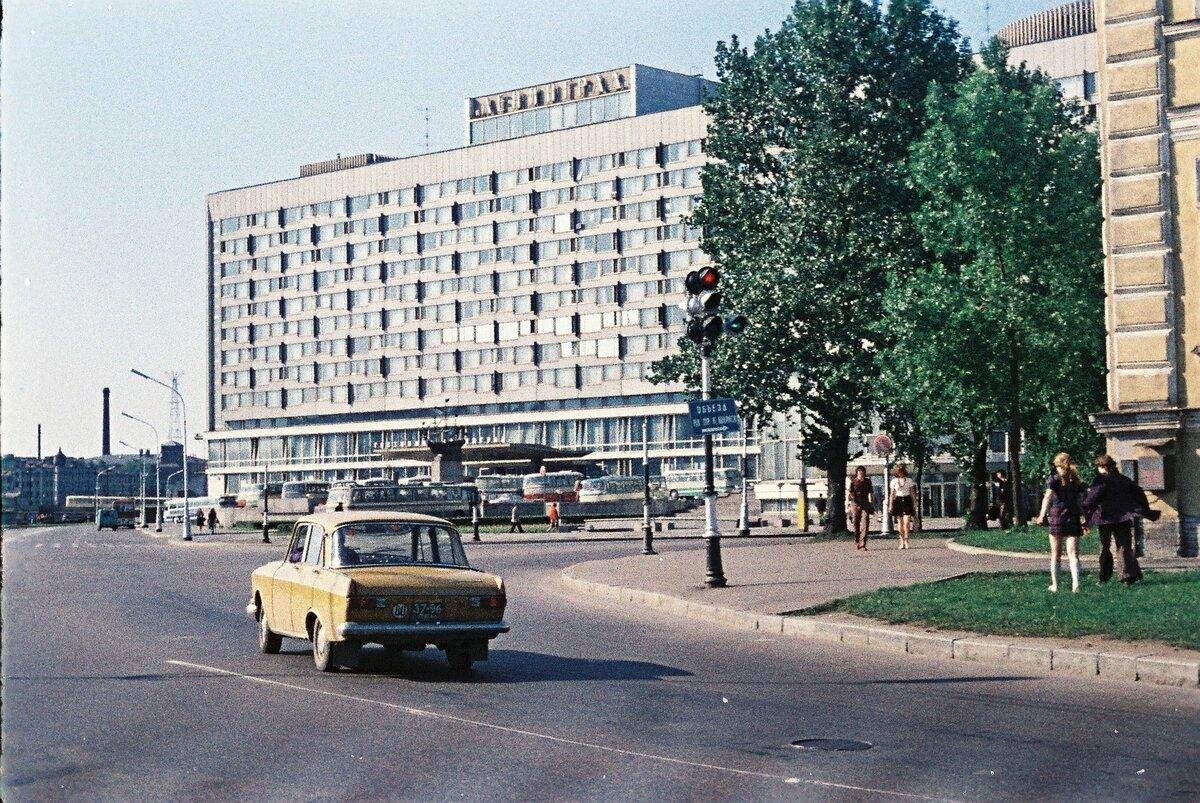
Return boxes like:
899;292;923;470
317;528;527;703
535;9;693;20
246;511;508;673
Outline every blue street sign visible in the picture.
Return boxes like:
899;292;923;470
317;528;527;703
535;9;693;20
687;397;741;436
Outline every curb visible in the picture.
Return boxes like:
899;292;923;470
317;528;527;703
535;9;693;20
560;569;1200;691
944;537;1044;560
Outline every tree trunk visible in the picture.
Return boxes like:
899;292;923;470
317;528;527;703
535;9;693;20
824;421;852;535
1007;333;1027;527
967;436;990;529
915;451;925;532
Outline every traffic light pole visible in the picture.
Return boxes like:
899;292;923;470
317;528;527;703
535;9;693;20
700;343;727;588
641;419;656;555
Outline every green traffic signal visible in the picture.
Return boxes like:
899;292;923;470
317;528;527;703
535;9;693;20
725;314;748;335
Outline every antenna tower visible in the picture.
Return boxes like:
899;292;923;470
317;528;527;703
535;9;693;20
424;107;431;152
985;2;992;37
168;372;184;443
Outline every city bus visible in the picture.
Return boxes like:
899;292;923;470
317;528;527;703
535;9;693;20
522;471;584;502
281;481;330;506
578;475;650;504
474;474;524;504
235;482;283;509
663;467;741;499
161;496;230;523
95;498;139;530
325;482;477;519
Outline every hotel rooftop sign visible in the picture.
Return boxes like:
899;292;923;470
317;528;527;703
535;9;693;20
469;67;631;120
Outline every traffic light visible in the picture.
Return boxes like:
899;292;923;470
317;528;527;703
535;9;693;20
685;268;724;345
684;268;747;345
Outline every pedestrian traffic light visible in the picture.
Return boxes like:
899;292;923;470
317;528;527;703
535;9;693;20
685;268;725;345
725;314;748;336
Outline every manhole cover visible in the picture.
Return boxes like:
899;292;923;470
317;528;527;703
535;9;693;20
791;738;873;752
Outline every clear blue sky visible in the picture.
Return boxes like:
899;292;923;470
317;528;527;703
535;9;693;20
1;0;1052;458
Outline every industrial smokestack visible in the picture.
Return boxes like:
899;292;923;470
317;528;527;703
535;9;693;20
37;424;42;460
102;388;111;456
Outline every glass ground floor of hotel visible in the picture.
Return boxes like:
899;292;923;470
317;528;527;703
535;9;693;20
204;395;763;495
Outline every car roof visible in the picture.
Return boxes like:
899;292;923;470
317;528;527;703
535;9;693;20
300;510;455;530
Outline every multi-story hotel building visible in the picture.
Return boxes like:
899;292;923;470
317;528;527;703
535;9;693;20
204;65;751;494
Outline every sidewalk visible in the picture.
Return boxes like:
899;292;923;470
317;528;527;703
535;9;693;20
561;538;1200;689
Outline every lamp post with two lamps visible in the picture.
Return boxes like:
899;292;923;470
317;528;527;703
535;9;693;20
118;440;149;528
121;412;163;531
131;369;191;541
93;465;116;525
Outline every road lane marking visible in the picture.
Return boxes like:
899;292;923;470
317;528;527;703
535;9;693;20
34;543;44;548
166;659;955;801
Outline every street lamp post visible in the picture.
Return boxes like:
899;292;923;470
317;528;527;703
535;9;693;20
94;466;116;524
699;342;727;587
122;412;162;531
641;418;655;555
737;415;752;537
261;464;271;544
119;441;148;528
132;369;190;541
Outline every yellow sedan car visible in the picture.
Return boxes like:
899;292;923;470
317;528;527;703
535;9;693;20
246;511;508;672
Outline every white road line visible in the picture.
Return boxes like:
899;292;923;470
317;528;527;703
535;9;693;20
52;543;62;549
34;543;44;549
166;659;956;801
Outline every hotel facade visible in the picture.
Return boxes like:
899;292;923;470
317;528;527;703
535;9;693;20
203;65;759;494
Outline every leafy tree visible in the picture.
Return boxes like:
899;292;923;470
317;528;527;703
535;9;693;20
880;42;1104;527
652;0;968;533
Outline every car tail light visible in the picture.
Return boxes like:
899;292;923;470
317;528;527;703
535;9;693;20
349;596;387;610
468;595;505;609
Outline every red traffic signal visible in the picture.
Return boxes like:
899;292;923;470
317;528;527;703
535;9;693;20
685;267;720;295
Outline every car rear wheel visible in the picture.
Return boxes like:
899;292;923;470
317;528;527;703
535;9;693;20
312;620;339;672
446;646;473;672
257;608;282;654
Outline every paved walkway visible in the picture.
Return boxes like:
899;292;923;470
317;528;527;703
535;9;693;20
566;537;1026;613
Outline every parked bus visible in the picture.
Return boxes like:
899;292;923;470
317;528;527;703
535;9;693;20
235;482;283;509
281;481;330;506
95;498;139;530
325;482;477;519
474;474;524;504
522;471;584;502
663;467;741;499
578;475;650;504
162;496;230;523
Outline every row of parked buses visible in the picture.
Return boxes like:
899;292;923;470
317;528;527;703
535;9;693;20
146;467;745;523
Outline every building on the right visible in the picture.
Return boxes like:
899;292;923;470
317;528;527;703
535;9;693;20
1091;0;1200;556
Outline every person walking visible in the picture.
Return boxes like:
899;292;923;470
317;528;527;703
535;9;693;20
889;464;916;549
1034;452;1086;593
508;504;524;534
1082;454;1159;586
206;507;218;535
547;501;561;533
847;466;874;551
195;508;206;532
992;470;1014;529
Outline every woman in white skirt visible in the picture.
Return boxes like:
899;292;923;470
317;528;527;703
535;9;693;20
889;464;917;549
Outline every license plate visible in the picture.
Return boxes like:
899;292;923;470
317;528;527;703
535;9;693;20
410;601;443;623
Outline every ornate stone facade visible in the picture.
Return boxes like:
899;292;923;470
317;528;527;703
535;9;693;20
1093;0;1200;556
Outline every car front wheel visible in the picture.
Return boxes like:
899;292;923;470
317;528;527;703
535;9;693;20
258;609;282;654
312;620;338;672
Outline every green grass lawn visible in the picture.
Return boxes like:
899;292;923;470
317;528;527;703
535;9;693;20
803;570;1200;649
957;525;1101;555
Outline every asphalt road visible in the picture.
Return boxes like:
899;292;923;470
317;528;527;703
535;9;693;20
3;524;1198;802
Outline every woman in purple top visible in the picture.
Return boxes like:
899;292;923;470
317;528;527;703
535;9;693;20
1034;452;1086;593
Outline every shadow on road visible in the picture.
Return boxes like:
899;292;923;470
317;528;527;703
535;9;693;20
350;647;693;684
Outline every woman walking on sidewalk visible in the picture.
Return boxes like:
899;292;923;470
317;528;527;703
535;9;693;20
1034;452;1086;593
889;464;916;549
1082;454;1159;586
847;466;874;551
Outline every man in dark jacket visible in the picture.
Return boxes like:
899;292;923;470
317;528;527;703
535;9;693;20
1082;455;1159;585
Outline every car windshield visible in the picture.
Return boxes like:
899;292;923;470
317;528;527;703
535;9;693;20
332;522;469;568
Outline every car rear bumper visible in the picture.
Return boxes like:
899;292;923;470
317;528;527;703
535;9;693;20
337;620;509;641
